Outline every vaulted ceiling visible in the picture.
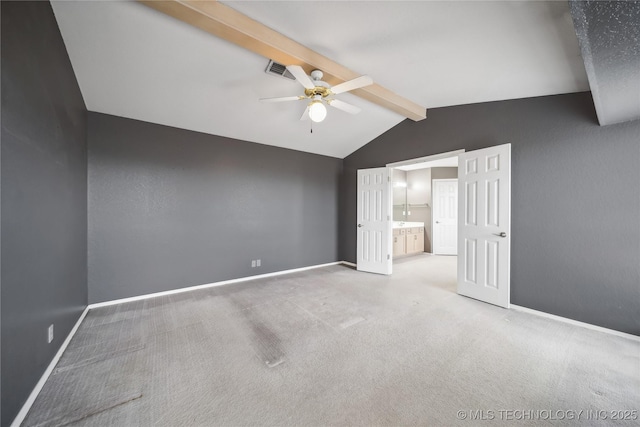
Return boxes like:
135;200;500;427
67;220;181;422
570;1;640;126
51;1;599;158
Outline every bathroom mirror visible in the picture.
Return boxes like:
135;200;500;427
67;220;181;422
392;169;407;222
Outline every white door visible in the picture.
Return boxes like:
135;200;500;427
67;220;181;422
432;179;458;255
457;144;511;308
357;167;392;275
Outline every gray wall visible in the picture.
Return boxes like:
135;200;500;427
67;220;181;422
88;113;341;303
341;92;640;335
431;167;458;181
1;2;88;425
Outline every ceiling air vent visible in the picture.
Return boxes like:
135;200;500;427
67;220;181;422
265;60;295;80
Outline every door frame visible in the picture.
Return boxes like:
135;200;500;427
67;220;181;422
386;149;466;169
432;178;459;255
382;146;511;308
387;149;464;257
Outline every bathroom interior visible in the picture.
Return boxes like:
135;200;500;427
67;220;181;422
392;161;458;261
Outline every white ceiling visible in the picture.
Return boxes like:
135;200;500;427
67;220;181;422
51;1;589;159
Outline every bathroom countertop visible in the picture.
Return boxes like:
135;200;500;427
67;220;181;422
393;222;424;229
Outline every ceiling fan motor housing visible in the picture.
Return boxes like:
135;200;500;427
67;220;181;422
305;69;331;98
305;86;331;98
310;69;323;80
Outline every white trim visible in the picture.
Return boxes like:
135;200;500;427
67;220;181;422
10;306;91;427
386;149;465;168
10;261;354;425
89;261;346;309
12;269;636;427
511;305;640;343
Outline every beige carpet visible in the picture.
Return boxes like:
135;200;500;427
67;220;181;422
23;255;639;426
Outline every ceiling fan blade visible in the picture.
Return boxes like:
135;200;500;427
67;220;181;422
330;75;373;95
286;65;315;90
327;99;361;115
300;105;310;121
259;96;304;103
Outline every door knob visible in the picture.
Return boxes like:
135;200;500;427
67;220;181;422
494;232;507;238
357;224;364;228
435;221;440;224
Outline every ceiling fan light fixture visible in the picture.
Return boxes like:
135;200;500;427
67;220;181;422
308;100;327;123
260;66;372;124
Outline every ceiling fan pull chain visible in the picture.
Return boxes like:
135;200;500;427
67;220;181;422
310;121;313;134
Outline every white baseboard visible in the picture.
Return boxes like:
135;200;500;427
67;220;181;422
11;306;90;427
89;261;350;309
11;268;636;427
511;304;639;343
11;261;352;425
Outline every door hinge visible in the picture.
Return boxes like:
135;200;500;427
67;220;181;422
387;215;390;220
388;176;391;182
387;254;390;260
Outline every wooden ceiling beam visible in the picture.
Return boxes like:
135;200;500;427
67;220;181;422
139;0;427;121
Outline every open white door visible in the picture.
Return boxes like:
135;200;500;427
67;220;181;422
432;179;458;255
357;167;392;275
457;144;511;308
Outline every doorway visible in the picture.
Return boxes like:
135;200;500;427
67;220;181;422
356;144;512;309
388;150;462;259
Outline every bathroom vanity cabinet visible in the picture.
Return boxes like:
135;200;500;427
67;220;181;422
393;223;425;257
393;228;407;256
406;227;425;254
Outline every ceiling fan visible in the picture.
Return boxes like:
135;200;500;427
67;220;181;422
260;65;373;123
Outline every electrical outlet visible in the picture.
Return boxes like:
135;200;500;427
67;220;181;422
48;324;54;343
251;260;256;268
256;259;261;267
